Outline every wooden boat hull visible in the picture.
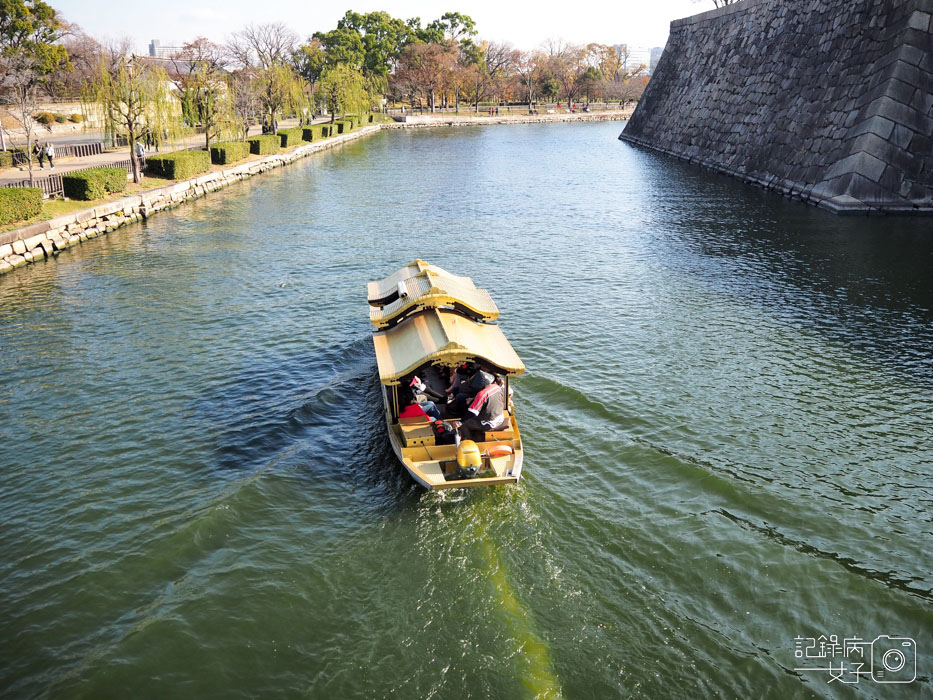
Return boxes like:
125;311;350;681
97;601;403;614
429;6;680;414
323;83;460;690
382;389;523;490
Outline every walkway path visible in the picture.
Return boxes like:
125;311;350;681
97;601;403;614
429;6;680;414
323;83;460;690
0;118;308;186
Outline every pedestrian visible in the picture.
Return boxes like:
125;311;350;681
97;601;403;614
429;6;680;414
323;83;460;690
33;139;45;169
135;141;145;159
45;142;55;169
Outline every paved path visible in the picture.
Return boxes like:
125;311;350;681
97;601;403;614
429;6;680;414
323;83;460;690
0;118;309;185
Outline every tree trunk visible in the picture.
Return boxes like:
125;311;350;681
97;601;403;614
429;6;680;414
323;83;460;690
129;127;140;184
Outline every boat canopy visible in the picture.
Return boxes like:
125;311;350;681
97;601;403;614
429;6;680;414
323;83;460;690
367;259;475;306
369;271;499;329
372;308;525;385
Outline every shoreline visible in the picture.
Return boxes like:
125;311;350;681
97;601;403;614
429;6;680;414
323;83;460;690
0;112;629;277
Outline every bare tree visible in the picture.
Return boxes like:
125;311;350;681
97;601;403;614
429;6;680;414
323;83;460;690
227;23;298;70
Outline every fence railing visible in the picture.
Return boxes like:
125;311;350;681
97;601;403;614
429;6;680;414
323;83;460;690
7;141;104;166
4;156;145;198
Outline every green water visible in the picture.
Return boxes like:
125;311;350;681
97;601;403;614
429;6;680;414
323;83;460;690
1;122;931;699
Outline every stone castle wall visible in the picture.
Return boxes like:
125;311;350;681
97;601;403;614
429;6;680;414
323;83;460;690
620;0;932;214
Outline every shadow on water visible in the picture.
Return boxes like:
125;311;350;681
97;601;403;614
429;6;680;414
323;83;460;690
627;146;933;387
192;333;423;505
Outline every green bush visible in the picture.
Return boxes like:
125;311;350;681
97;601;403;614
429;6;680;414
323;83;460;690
302;124;333;141
334;120;351;134
1;147;30;168
246;135;280;155
99;167;128;194
276;127;305;147
209;141;249;165
62;167;127;201
145;149;211;179
68;113;83;123
35;112;56;125
0;187;42;226
54;114;66;123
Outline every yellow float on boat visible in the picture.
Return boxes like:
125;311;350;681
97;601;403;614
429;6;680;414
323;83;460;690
368;260;526;489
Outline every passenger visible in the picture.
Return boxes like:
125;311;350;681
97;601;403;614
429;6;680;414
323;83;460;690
409;375;445;420
448;365;495;419
459;375;506;442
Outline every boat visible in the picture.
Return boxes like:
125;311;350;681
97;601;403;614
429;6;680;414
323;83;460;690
368;259;526;489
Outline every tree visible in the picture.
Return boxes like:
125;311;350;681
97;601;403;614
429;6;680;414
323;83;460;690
313;26;365;71
319;63;369;122
544;41;587;105
169;38;233;150
0;0;70;180
44;22;99;99
227;23;304;133
336;10;410;77
514;50;544;106
393;42;455;113
227;23;297;70
293;37;326;111
86;53;173;183
426;12;477;44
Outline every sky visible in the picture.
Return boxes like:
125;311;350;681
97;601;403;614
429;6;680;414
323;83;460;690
51;0;709;54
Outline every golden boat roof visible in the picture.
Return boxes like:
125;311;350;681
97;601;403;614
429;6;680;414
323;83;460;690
367;259;475;306
372;308;525;385
369;271;499;329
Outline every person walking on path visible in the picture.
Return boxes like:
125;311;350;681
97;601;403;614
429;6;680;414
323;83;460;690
33;139;45;169
45;142;55;169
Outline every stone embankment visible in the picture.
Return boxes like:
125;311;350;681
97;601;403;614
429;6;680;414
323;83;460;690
388;110;631;128
0;112;629;276
620;0;932;214
0;125;383;275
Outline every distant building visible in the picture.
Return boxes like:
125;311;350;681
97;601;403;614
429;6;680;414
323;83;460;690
626;46;650;74
148;40;185;59
650;47;664;73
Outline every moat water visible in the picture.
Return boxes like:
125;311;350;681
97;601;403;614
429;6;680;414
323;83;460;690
1;121;931;699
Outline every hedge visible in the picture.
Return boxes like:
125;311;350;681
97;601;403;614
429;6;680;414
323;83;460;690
210;141;249;165
0;187;42;226
0;151;12;167
246;135;280;155
62;167;127;201
145;149;211;179
276;127;305;147
302;124;333;141
334;120;352;135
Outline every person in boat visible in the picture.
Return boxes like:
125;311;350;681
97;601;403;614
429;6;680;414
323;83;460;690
446;363;495;419
459;374;506;442
408;375;446;420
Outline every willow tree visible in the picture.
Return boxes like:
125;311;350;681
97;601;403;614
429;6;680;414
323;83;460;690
170;38;236;150
253;62;305;132
319;64;370;122
85;54;176;183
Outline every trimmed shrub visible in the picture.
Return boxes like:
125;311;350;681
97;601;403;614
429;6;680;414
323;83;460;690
303;124;332;141
276;127;305;147
62;167;127;201
0;187;42;226
209;141;249;165
0;147;30;167
246;135;280;155
54;114;67;123
68;113;83;123
99;167;128;194
35;112;56;125
334;120;351;134
145;149;211;179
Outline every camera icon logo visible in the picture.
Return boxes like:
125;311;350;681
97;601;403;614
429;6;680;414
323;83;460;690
871;636;916;683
